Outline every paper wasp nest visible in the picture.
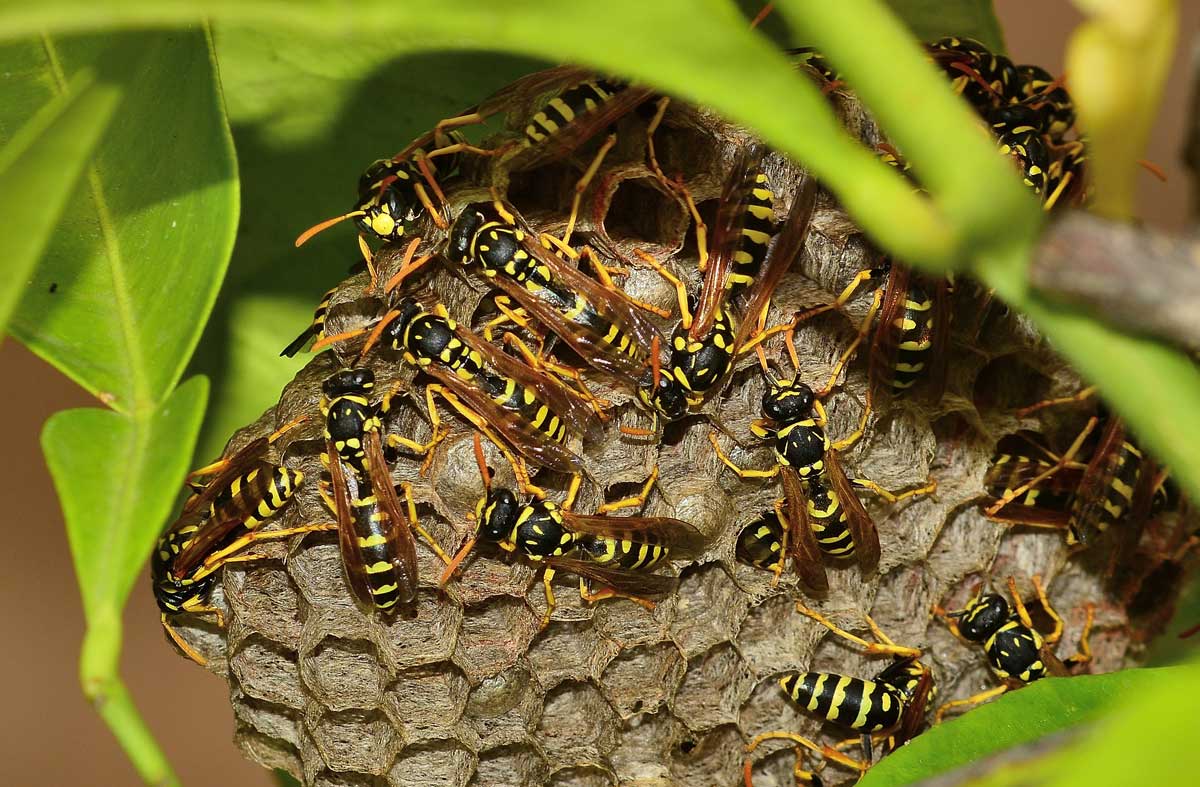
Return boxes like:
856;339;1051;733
166;85;1186;786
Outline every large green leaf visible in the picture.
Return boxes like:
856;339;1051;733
8;29;238;414
859;667;1177;786
0;67;122;336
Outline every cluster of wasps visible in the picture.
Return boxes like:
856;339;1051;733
150;29;1188;787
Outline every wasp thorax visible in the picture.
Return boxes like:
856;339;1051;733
478;488;520;543
640;373;688;422
958;593;1010;641
323;367;375;399
447;204;488;264
762;378;815;423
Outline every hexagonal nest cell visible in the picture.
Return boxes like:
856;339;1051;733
161;69;1196;787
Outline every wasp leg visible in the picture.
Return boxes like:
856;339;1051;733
383;236;436;294
935;684;1008;723
399;481;451;565
481;295;534;341
560;132;618;247
643;95;708;272
852;475;937;505
633;249;693;328
984;417;1098;518
1064;603;1096;669
161;615;211;667
595;467;659;514
745;731;867;774
821;285;885;397
196;522;339;577
1014;385;1097;418
574;245;671;318
501;331;611;420
578;579;656;610
710;432;780;479
386;420;451;479
539;566;558;630
794;602;922;658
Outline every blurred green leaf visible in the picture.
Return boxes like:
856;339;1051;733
8;29;238;413
0;67;122;336
859;668;1174;787
42;376;207;787
884;0;1005;51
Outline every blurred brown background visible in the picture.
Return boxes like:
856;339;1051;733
2;4;1196;784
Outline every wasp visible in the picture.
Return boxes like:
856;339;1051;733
987;103;1051;197
983;392;1163;549
636;163;818;423
448;200;668;388
934;576;1094;721
320;367;450;612
714;375;935;591
927;37;1020;113
365;295;599;495
281;285;338;358
153;417;332;664
745;604;933;783
1014;63;1075;140
440;436;703;627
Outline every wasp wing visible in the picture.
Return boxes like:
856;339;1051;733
366;429;419;605
828;453;881;574
1069;418;1127;544
731;174;818;353
782;466;829;593
892;665;933;748
547;557;677;597
327;441;378;610
868;260;908;403
690;143;768;340
561;512;705;560
452;319;601;437
419;361;586;474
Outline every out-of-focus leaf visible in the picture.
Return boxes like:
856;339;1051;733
859;668;1174;787
8;29;237;413
884;0;1005;51
0;68;122;335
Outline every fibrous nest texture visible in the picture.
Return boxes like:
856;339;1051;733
165;78;1188;787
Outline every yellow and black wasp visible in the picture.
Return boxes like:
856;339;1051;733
440;436;703;627
636;159;818;424
320;367;449;612
745;604;933;784
934;576;1093;721
717;375;935;592
153;417;331;664
355;294;600;496
447;200;668;389
983;392;1165;549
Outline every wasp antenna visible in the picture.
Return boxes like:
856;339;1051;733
440;536;478;587
748;2;774;29
295;210;365;247
473;432;492;490
356;309;404;363
312;326;369;353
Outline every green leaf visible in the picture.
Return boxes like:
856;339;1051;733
43;376;208;634
0;67;122;336
884;0;1005;51
859;667;1177;787
7;29;238;414
189;27;537;460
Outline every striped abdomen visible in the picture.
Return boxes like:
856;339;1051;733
984;453;1075;511
477;369;569;445
524;79;626;144
984;619;1046;682
736;513;785;569
152;524;217;615
348;489;407;612
725;170;776;301
206;465;303;535
1081;440;1143;535
888;280;936;392
805;475;855;558
579;532;670;571
781;671;907;733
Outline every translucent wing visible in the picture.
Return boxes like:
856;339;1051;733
561;512;705;559
782;466;829;593
365;429;419;605
548;557;678;597
827;453;881;574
